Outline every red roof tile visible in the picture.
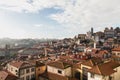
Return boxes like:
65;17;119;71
88;61;120;76
40;72;68;80
112;47;120;51
0;71;18;80
47;61;71;69
9;61;33;68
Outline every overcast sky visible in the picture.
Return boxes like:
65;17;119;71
0;0;120;39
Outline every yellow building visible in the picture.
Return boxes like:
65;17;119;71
35;61;46;80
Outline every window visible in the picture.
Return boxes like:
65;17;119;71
20;77;24;80
31;68;35;72
26;69;30;73
90;73;94;78
58;70;62;74
16;72;18;75
15;70;18;72
26;75;30;80
118;53;120;55
109;76;113;80
20;69;24;75
31;74;35;79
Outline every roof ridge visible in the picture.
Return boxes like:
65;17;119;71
97;65;102;75
90;60;94;66
59;61;64;68
19;61;24;68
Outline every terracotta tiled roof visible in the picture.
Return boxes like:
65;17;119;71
112;55;120;58
60;55;73;60
9;61;33;68
82;58;103;67
98;50;108;54
91;50;109;58
88;65;102;74
9;61;23;68
28;60;36;65
82;60;94;67
0;71;8;80
0;71;18;80
88;61;120;76
40;72;68;80
47;61;71;69
112;47;120;51
6;71;18;80
73;63;81;69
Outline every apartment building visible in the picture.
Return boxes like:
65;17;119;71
112;47;120;63
6;61;35;80
112;47;120;57
88;61;120;80
104;27;115;39
39;61;72;80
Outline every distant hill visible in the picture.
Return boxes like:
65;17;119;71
0;38;58;48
